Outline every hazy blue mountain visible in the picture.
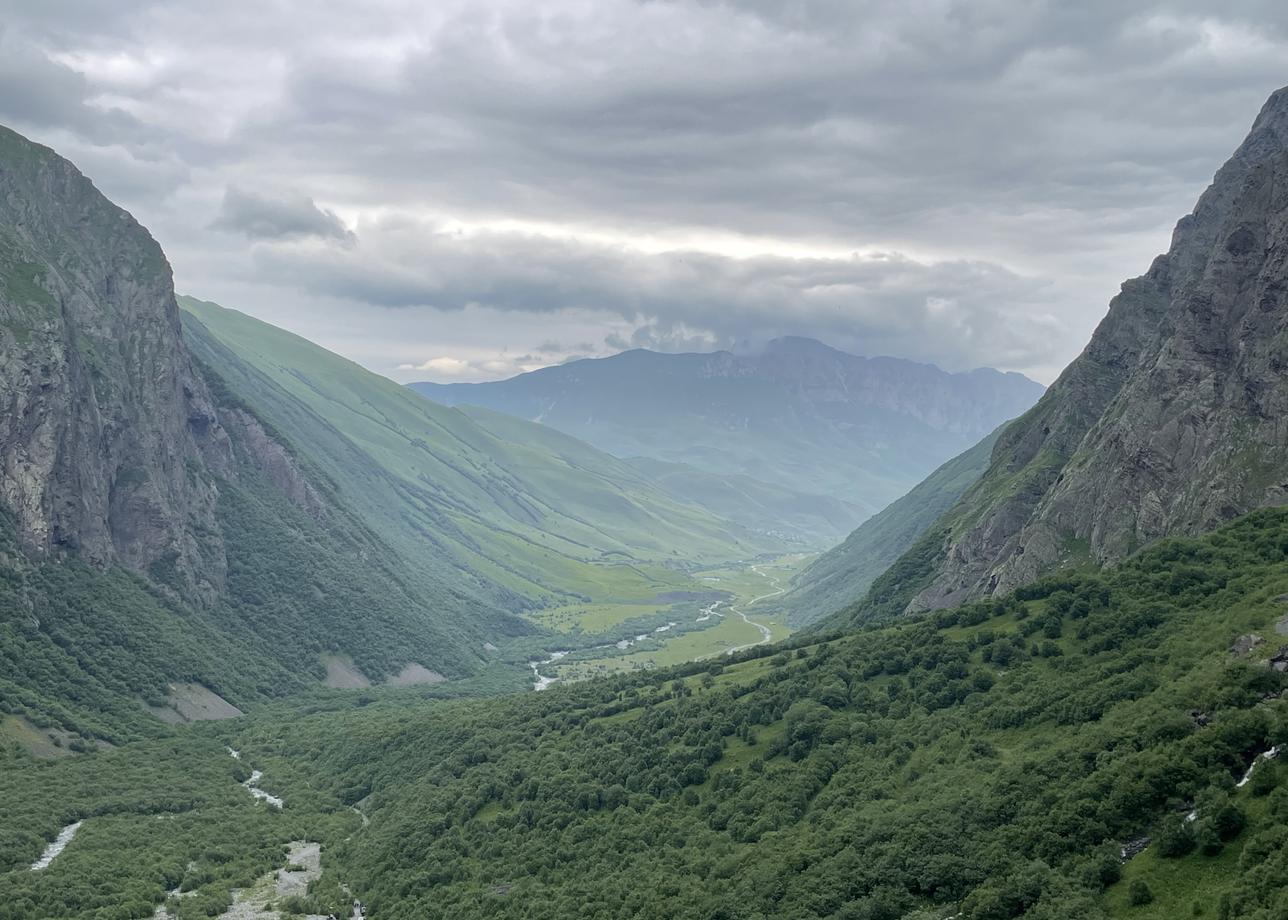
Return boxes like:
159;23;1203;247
410;338;1043;518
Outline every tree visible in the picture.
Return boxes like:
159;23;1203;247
1129;879;1154;906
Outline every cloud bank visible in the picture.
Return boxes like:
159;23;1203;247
2;1;1287;381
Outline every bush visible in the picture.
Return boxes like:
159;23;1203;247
1157;818;1196;858
1129;879;1154;906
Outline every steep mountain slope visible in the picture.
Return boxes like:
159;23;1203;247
450;403;867;546
837;86;1288;626
0;124;227;596
778;426;1002;626
411;337;1043;516
181;298;788;609
622;455;867;547
0;125;513;738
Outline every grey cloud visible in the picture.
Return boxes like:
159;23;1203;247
248;220;1061;372
6;1;1288;382
0;29;149;146
212;187;354;243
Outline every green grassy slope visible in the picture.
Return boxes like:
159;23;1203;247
12;511;1288;918
781;427;1003;626
621;455;868;548
455;406;866;548
181;298;786;609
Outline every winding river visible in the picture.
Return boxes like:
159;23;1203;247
530;650;569;690
724;565;784;655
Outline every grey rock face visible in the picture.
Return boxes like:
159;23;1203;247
0;126;234;595
909;87;1288;611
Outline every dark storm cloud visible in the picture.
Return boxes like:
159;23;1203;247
212;187;355;243
1;1;1287;380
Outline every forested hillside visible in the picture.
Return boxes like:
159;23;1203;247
6;511;1288;919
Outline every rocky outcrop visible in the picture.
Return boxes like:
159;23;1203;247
0;125;233;598
895;87;1288;612
0;126;327;599
221;408;325;519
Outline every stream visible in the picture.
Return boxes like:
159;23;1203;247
530;650;569;690
1236;745;1282;788
29;820;82;871
227;747;283;808
724;565;783;655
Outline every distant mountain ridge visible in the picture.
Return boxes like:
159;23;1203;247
410;337;1044;520
832;85;1288;627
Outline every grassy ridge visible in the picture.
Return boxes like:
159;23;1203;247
181;298;787;609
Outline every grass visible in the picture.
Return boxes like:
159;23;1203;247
539;557;803;681
180;297;784;613
524;602;671;633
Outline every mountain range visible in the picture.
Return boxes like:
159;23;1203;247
0;123;793;739
411;338;1044;523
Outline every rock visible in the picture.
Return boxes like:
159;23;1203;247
1233;634;1265;656
888;86;1288;614
1189;709;1211;727
1120;836;1151;861
1269;648;1288;673
0;125;328;606
0;125;231;597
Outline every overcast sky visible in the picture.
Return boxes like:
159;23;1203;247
2;1;1287;383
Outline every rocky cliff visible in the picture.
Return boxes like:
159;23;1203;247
852;86;1288;620
0;125;232;599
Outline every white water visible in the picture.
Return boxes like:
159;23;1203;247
244;770;284;808
30;820;82;870
530;650;569;691
697;601;724;622
1236;745;1282;788
1177;745;1283;827
227;748;283;808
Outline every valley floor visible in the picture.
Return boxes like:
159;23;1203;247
521;554;809;686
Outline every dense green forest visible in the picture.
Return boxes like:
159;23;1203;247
6;510;1288;919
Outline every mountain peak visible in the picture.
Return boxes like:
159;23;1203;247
846;85;1288;621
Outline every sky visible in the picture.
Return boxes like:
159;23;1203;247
2;1;1288;384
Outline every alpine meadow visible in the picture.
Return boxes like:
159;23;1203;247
4;5;1288;920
